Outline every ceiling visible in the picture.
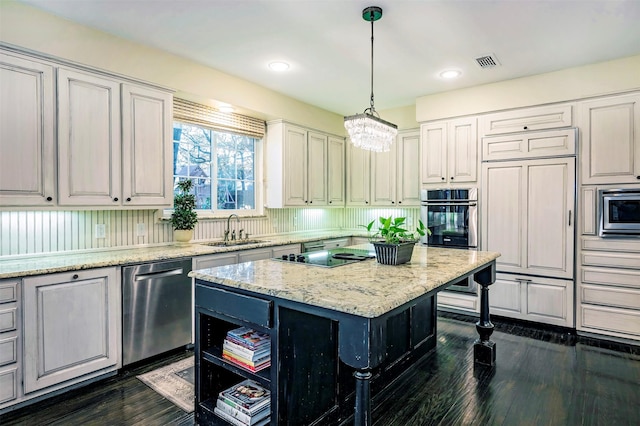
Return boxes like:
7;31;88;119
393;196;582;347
16;0;640;116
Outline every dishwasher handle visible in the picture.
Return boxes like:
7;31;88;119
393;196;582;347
134;268;184;281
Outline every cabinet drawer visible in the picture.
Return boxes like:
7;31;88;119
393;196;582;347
196;284;272;328
581;284;640;310
0;282;17;304
580;305;640;337
582;251;640;269
0;307;16;333
582;237;640;253
581;266;640;289
0;367;18;404
194;253;238;270
0;336;17;367
482;129;576;161
480;104;573;136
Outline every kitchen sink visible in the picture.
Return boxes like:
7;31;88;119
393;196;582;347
199;239;269;247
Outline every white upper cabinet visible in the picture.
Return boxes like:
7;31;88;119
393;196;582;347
578;92;640;185
346;142;371;206
0;52;56;206
327;136;345;206
0;46;173;209
121;84;173;207
347;129;420;207
479;104;573;136
266;121;338;208
421;117;477;186
57;68;122;206
482;128;577;162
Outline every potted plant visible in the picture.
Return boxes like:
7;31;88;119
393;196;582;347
171;179;198;244
362;216;429;265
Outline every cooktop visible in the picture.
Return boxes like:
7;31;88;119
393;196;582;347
272;247;375;268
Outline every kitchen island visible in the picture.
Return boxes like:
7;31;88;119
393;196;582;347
191;245;500;425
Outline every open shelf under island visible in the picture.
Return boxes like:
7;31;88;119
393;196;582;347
191;244;500;426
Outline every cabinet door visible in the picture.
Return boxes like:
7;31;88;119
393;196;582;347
23;268;119;393
0;52;55;206
370;148;396;206
420;122;447;184
57;68;121;206
306;131;327;206
396;130;421;206
579;93;640;184
327;136;345;206
448;118;477;183
283;125;308;206
121;84;173;207
346;143;370;206
482;157;575;279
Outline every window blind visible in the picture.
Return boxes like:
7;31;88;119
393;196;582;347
173;98;266;138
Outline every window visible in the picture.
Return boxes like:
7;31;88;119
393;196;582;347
173;121;259;213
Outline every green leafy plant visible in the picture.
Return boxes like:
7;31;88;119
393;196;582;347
361;216;430;244
170;180;198;231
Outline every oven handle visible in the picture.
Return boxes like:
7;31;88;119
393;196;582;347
424;202;477;207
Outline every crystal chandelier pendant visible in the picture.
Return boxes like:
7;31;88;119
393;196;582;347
344;113;397;153
344;6;397;153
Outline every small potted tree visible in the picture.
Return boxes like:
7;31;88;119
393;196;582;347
362;216;428;265
171;179;198;244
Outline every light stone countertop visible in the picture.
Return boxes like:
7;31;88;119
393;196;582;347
0;230;359;279
191;245;500;318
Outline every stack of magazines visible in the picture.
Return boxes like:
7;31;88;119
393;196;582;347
214;379;271;426
222;327;271;372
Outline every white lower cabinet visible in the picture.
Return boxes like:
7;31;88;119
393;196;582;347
577;239;640;342
489;273;573;327
22;268;120;393
0;280;20;408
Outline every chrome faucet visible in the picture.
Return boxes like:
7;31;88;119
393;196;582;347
224;214;240;241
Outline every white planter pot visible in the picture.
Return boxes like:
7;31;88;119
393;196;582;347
173;229;194;244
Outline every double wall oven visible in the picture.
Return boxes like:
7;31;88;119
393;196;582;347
420;188;479;294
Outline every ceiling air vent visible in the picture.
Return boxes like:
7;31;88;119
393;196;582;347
475;54;500;69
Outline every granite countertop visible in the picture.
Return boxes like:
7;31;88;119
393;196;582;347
0;230;359;279
190;245;500;318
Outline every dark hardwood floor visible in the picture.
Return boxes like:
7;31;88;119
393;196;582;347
2;315;639;426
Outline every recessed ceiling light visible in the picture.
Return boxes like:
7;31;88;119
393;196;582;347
439;69;462;79
268;61;290;72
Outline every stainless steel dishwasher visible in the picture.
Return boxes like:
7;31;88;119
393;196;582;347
122;258;192;365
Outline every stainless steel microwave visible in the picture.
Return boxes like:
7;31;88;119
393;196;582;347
599;189;640;237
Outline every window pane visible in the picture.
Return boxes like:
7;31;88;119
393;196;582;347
173;121;257;213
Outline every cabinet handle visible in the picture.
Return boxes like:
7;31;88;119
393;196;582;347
515;278;532;283
126;197;131;202
113;197;119;202
72;274;79;280
568;210;572;226
46;196;53;202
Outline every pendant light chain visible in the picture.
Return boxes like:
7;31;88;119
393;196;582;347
369;10;375;113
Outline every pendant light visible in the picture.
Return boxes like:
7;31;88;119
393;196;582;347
344;6;397;153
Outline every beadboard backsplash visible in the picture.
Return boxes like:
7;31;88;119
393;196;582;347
0;207;420;256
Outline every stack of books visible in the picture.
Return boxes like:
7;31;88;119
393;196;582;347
214;379;271;426
222;327;271;372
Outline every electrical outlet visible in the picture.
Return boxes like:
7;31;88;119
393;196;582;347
95;224;106;239
136;223;147;236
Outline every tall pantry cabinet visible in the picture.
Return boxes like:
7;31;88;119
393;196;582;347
481;128;577;327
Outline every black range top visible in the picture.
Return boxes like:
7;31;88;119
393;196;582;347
273;248;375;268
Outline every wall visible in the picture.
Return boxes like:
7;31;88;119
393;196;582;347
0;207;420;256
416;54;640;121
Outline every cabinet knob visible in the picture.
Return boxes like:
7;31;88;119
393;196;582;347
391;201;395;204
637;176;640;180
398;201;402;204
451;177;454;180
441;177;445;181
126;197;131;202
309;201;312;204
524;126;528;130
46;196;53;202
72;274;79;280
329;201;332;204
365;201;369;204
113;197;119;202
